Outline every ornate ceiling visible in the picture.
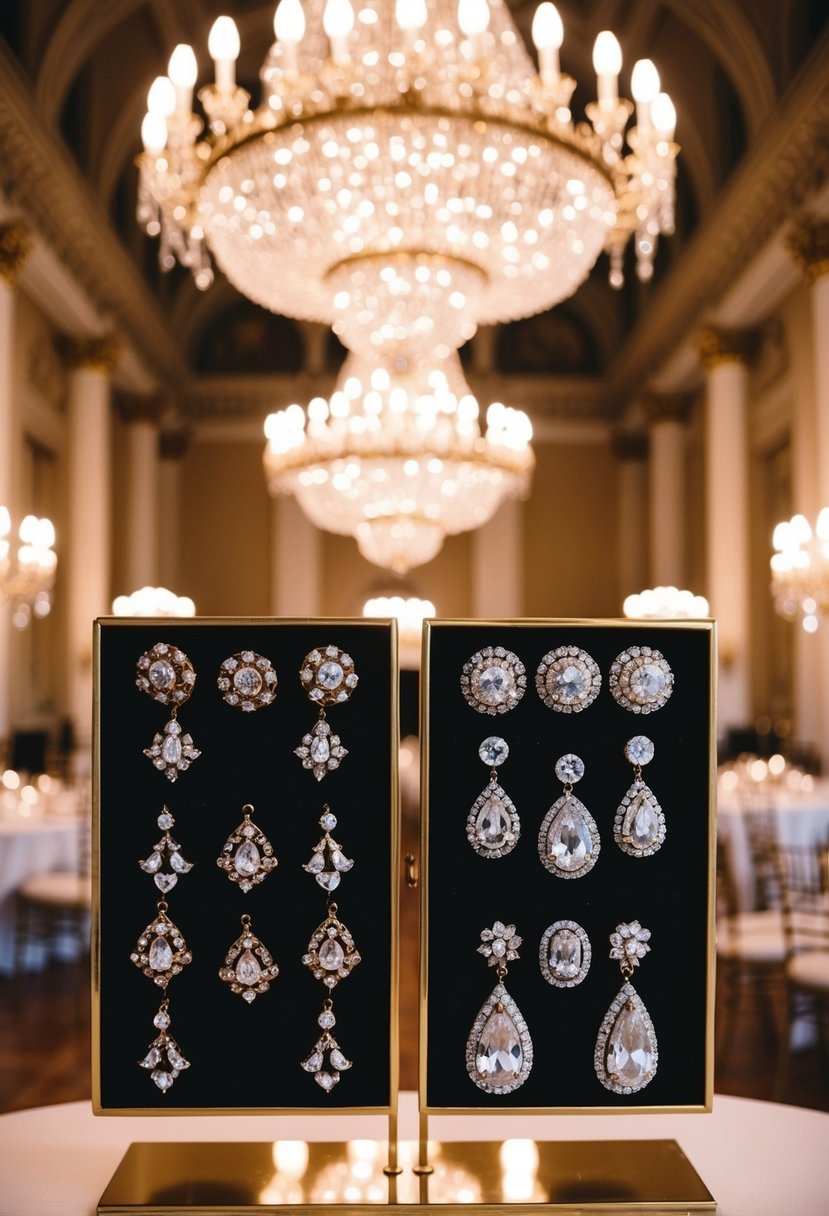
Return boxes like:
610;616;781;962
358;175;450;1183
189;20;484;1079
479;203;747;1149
1;1;828;411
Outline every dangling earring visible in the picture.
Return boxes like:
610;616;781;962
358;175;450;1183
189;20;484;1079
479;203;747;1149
219;913;280;1003
466;736;520;859
216;804;278;892
131;898;193;1092
537;754;600;878
136;642;200;781
614;736;666;857
594;920;658;1094
466;920;532;1094
303;805;354;893
295;645;357;780
137;998;190;1093
301;900;360;1091
138;805;194;894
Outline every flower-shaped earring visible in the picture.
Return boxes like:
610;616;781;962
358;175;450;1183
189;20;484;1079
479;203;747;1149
136;642;200;781
294;645;357;780
217;651;277;711
594;920;658;1094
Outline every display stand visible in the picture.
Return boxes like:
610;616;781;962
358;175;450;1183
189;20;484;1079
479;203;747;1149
418;619;717;1212
93;618;400;1211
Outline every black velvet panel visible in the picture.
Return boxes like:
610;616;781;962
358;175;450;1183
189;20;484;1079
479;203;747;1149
423;621;714;1110
95;620;395;1112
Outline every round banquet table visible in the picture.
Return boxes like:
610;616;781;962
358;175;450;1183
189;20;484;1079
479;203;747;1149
0;1092;827;1216
0;811;83;973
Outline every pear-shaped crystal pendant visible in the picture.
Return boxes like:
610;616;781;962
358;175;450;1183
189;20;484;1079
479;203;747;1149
294;714;348;781
216;804;277;892
467;737;520;859
614;736;666;857
303;806;354;892
302;904;361;990
131;901;192;988
139;806;194;893
138;999;191;1093
595;982;659;1094
538;756;600;878
143;717;201;782
467;921;532;1094
218;914;280;1003
301;1001;353;1092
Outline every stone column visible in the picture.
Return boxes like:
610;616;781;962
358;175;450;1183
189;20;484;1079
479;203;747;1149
611;430;648;604
697;326;755;740
787;218;829;768
60;336;119;747
118;395;163;593
271;496;321;616
0;223;32;746
472;498;524;618
157;428;189;593
643;394;689;589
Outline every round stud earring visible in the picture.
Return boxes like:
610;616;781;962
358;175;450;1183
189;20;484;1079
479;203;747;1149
609;645;674;713
217;650;277;712
535;645;601;712
460;646;526;714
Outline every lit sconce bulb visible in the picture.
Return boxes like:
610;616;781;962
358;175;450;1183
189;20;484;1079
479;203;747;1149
458;0;491;38
324;0;355;63
532;3;563;85
208;16;240;93
141;111;168;153
396;0;427;34
631;58;660;127
146;75;176;117
651;91;676;140
167;43;198;112
592;30;622;108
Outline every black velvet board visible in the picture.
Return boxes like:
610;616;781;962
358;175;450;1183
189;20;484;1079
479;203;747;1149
94;619;396;1113
422;620;715;1111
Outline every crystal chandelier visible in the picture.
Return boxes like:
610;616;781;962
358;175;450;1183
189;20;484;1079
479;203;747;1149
623;586;709;620
0;508;57;629
138;0;678;571
112;586;197;617
362;590;435;668
770;511;829;632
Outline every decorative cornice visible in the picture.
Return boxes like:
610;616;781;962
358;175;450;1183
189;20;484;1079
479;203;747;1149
610;430;648;462
786;216;829;282
57;334;120;374
696;326;758;370
0;221;31;286
641;392;693;426
159;429;190;460
116;392;166;424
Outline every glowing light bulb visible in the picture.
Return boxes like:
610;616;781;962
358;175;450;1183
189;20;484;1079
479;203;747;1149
592;30;621;107
274;0;306;71
458;0;490;38
396;0;427;33
146;75;176;118
532;3;563;86
324;0;355;62
167;43;198;112
141;111;168;153
652;91;676;139
208;16;240;92
631;58;659;128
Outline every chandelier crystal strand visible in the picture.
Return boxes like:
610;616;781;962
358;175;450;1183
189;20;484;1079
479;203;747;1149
137;2;677;570
0;508;58;629
771;511;829;632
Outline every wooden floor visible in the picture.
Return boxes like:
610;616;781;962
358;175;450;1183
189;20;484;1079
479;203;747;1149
0;925;828;1115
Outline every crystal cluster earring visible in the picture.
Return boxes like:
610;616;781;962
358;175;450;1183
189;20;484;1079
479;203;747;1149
466;736;520;859
295;645;357;780
137;998;190;1094
466;921;532;1094
460;646;526;714
131;898;193;1093
594;920;658;1094
303;805;354;892
614;736;666;857
301;899;360;1091
535;645;601;712
538;754;600;879
136;642;200;781
218;913;280;1003
216;804;277;893
217;650;277;711
138;806;194;894
609;645;674;713
539;920;591;988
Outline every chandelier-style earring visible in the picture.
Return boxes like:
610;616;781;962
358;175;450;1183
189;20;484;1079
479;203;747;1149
138;998;190;1094
138;805;194;894
614;736;666;858
294;645;357;780
466;921;532;1094
217;650;277;711
594;920;658;1094
303;805;354;893
219;913;280;1003
216;804;277;893
535;645;601;712
301;900;360;1092
460;646;526;714
609;645;674;713
539;920;592;988
538;754;600;879
136;642;200;781
131;899;193;988
466;736;520;859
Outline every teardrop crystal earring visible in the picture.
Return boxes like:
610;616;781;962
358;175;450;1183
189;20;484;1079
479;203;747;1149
131;899;193;989
138;805;194;894
466;920;532;1094
614;736;666;857
466;736;520;859
136;642;200;781
138;998;190;1093
594;920;658;1094
219;913;280;1003
538;754;601;878
301;900;361;1092
294;645;358;780
216;804;278;893
303;805;354;892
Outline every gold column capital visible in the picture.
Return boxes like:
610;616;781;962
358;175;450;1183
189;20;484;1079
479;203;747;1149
696;326;757;370
116;392;166;425
786;216;829;282
611;429;648;462
0;222;32;286
57;334;120;375
641;392;692;426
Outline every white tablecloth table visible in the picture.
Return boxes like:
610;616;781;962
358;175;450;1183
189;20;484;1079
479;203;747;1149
0;812;83;973
0;1093;827;1216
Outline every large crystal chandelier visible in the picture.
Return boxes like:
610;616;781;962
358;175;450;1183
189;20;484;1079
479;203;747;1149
771;510;829;632
138;0;677;571
0;508;57;629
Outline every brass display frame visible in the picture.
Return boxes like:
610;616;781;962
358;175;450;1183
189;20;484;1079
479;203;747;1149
92;617;400;1144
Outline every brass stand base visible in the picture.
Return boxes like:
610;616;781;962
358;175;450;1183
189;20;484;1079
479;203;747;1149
98;1139;715;1214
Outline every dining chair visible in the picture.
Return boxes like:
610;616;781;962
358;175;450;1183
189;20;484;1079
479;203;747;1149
773;838;829;1100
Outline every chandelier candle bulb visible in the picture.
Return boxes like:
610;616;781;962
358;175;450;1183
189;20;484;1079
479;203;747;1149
274;0;306;73
208;16;240;93
652;92;677;143
167;43;198;113
531;3;563;87
631;58;659;129
396;0;428;36
147;75;176;118
593;30;622;108
141;112;168;154
323;0;355;63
